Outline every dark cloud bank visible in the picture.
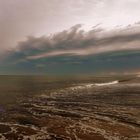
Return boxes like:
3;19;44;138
1;24;140;75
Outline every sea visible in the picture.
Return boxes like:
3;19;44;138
0;75;140;140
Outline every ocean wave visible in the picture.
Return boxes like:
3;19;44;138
94;80;119;86
69;81;119;90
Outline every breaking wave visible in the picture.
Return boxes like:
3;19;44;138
94;80;119;86
70;81;119;90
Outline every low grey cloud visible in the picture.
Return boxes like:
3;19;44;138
1;24;140;74
8;24;140;60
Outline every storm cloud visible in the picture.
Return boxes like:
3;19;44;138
1;24;140;74
7;24;140;59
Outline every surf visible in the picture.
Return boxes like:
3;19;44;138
94;80;119;86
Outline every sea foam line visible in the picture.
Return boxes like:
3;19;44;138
94;80;119;86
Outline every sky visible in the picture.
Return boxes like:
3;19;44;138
0;0;140;75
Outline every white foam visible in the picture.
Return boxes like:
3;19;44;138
68;81;119;91
85;84;94;88
94;80;119;86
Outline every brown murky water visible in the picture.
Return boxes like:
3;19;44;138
0;75;140;140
